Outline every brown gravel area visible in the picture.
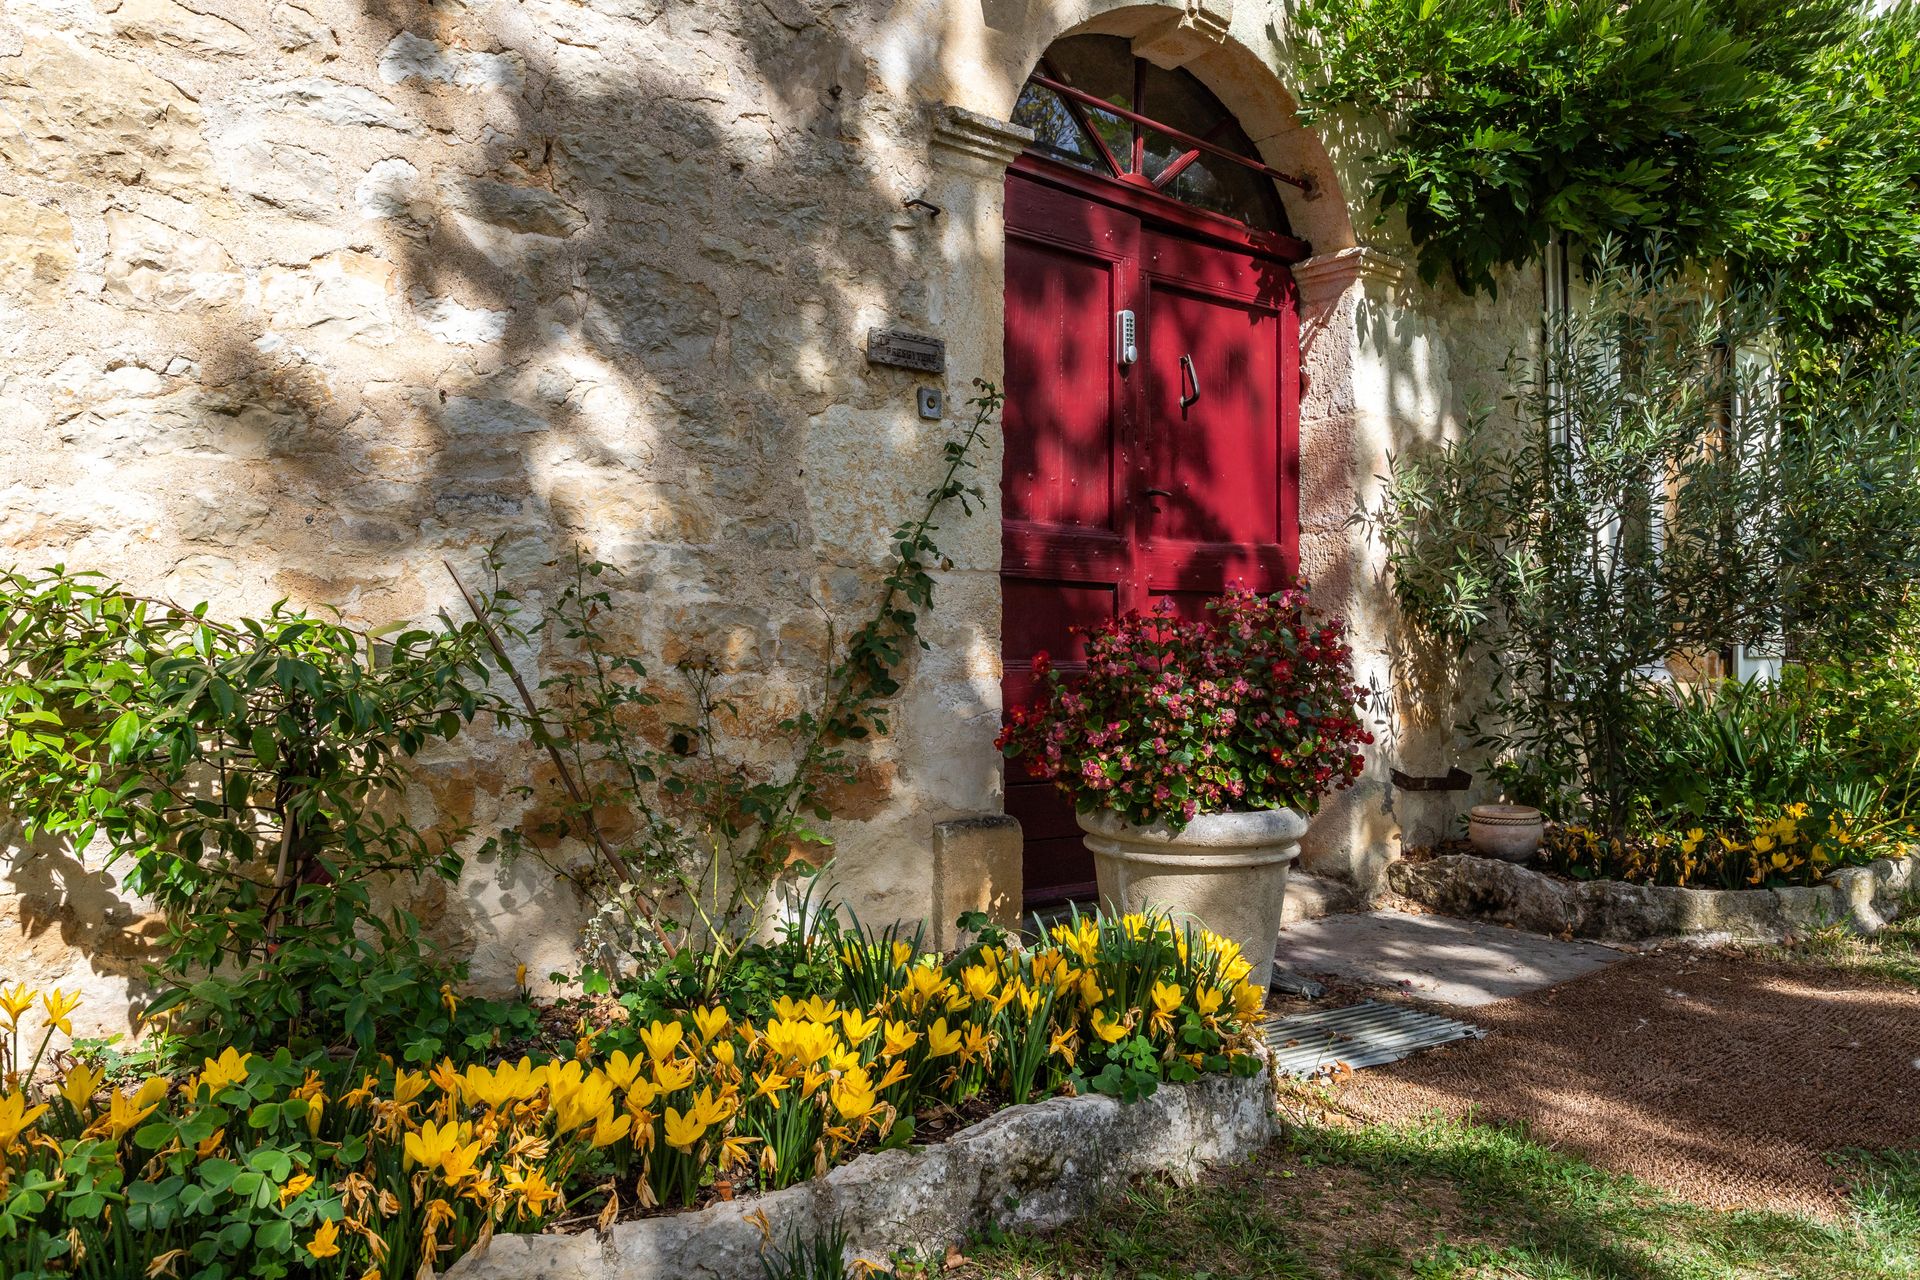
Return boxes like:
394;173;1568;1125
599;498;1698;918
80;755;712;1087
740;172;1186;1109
1332;949;1920;1216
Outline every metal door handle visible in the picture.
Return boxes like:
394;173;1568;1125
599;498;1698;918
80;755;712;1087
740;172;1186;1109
1179;354;1200;408
1144;487;1173;499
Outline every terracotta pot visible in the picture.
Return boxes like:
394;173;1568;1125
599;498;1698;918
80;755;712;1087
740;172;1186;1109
1077;807;1307;990
1468;804;1544;862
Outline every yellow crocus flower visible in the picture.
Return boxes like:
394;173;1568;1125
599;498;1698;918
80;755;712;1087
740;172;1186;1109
880;1021;919;1059
959;965;997;1003
1077;973;1104;1007
690;1085;734;1128
58;1061;103;1114
293;1070;326;1137
761;1019;836;1069
652;1057;696;1094
0;984;37;1030
720;1134;760;1170
306;1218;342;1260
504;1164;562;1216
195;1048;252;1097
37;988;80;1037
439;1134;486;1184
552;1071;619;1135
88;1086;159;1142
391;1068;430;1108
830;1069;881;1122
924;1018;963;1060
601;1051;645;1093
278;1173;315;1208
692;1007;730;1044
639;1020;684;1064
662;1105;708;1152
752;1072;791;1108
901;967;949;1013
0;1092;48;1152
428;1058;461;1098
840;1010;880;1044
402;1119;467;1171
589;1110;632;1149
1091;1010;1129;1043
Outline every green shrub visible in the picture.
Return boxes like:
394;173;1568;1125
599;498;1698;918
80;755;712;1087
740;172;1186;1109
0;568;513;1054
1369;253;1920;836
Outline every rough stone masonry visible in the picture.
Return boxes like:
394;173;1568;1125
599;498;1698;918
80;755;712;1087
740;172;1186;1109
0;0;1538;1042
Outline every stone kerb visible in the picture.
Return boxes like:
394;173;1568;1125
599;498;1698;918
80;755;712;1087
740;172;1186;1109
1389;851;1920;946
444;1069;1278;1279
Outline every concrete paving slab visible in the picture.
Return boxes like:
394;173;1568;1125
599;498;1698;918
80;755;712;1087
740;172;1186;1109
1274;908;1622;1007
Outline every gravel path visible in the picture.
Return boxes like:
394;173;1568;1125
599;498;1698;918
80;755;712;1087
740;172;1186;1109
1334;949;1920;1215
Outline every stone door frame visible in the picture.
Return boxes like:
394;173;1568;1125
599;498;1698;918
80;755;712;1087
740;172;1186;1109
914;1;1423;942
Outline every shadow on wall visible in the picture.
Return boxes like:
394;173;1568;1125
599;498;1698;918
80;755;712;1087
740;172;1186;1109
0;826;164;1040
0;0;1011;1029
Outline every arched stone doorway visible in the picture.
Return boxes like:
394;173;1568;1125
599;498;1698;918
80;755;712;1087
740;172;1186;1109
999;32;1313;903
905;2;1416;937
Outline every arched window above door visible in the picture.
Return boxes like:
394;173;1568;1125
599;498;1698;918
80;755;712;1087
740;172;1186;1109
1011;34;1295;236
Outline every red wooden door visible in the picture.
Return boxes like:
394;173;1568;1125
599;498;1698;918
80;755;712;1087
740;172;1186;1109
1002;162;1300;905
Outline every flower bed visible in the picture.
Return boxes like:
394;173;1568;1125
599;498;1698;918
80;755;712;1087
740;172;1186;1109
446;1067;1279;1280
0;914;1269;1277
1390;849;1920;945
1537;805;1903;890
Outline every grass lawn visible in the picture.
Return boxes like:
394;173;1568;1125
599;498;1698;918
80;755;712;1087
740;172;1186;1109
939;1117;1919;1280
1781;907;1920;989
933;916;1920;1280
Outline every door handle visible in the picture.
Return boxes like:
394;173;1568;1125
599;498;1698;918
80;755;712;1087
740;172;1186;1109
1179;354;1200;408
1143;487;1173;499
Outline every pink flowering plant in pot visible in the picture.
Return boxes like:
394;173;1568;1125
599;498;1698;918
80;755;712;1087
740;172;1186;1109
998;583;1372;987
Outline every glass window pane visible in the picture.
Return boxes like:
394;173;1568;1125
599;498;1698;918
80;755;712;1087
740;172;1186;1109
1155;141;1291;234
1046;35;1135;110
1012;83;1103;172
1016;37;1292;234
1044;35;1135;173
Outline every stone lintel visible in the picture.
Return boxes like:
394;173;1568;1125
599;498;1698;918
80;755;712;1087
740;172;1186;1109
1293;245;1412;308
930;812;1023;948
931;105;1032;170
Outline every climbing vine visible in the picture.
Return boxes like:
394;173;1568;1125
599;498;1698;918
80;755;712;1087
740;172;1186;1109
465;382;1004;990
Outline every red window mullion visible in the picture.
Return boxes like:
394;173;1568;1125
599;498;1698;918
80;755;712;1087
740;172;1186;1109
1130;57;1147;178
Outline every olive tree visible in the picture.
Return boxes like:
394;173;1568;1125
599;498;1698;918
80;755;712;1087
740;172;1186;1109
1370;251;1920;832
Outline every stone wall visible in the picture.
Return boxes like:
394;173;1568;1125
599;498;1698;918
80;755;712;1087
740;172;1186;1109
0;0;1532;1040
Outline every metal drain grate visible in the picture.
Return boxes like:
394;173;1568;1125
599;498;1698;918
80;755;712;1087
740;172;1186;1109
1263;1000;1485;1078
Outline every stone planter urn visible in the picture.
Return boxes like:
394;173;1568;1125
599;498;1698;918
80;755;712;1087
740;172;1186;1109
1467;804;1544;862
1076;807;1307;990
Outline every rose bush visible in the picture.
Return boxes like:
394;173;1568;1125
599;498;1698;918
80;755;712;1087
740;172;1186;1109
999;584;1372;828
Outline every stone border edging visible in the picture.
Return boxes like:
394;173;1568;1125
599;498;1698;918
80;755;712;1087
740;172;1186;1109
444;1069;1279;1279
1388;851;1920;945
